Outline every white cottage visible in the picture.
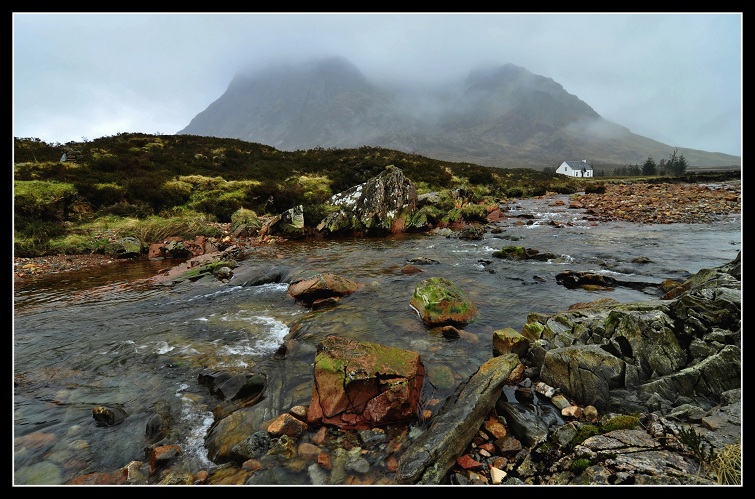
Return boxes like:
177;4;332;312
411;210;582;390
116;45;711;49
556;160;593;177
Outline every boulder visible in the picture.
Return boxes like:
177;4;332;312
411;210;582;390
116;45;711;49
395;353;521;484
287;272;362;307
204;407;260;464
316;165;418;236
306;335;425;430
410;276;478;326
492;246;558;261
492;327;529;358
261;205;307;239
92;405;129;426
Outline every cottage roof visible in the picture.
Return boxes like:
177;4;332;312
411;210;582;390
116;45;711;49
563;160;593;170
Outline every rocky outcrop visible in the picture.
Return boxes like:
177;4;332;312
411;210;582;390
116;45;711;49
573;182;741;224
555;269;663;294
307;336;425;430
316;165;417;236
429;252;741;485
72;252;742;486
524;251;740;415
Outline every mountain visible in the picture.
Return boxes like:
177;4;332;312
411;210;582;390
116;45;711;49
179;57;740;170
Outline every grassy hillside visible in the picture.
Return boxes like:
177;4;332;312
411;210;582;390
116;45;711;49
13;133;739;258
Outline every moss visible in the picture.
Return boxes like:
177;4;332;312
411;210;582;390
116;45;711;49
521;321;545;341
492;246;528;259
571;458;591;474
180;260;236;280
314;353;346;374
570;424;600;447
600;414;640;433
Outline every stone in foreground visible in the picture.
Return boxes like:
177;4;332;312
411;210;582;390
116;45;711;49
307;335;425;430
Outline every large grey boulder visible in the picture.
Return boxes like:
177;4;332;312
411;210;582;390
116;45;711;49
261;205;307;238
316;165;417;236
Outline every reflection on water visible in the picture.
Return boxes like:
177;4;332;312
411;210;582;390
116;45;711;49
13;194;741;484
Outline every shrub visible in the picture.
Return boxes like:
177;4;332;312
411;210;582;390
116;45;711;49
677;425;713;464
78;182;126;209
459;203;489;222
97;201;154;218
409;205;444;228
14;180;78;221
585;182;607;194
162;179;194;206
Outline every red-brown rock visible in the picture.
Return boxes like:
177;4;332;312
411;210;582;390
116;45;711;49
287;272;362;307
307;335;425;430
456;454;483;470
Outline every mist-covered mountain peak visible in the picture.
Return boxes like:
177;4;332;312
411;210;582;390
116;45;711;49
179;56;740;168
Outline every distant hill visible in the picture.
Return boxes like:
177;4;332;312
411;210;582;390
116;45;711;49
179;57;740;170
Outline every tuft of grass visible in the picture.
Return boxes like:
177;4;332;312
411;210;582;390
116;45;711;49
709;443;741;485
47;234;111;255
122;213;223;243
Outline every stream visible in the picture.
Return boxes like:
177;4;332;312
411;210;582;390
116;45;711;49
13;193;742;485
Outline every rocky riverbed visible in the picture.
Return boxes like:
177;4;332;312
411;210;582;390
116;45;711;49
14;178;742;486
49;250;741;487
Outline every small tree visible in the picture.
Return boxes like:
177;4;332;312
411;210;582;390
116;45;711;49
642;156;658;176
666;148;687;176
675;153;688;176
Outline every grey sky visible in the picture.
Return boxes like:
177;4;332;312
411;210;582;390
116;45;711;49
12;12;742;157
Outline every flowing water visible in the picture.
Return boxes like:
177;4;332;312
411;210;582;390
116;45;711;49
13;193;742;485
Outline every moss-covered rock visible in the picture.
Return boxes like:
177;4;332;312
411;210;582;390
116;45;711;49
410;277;478;326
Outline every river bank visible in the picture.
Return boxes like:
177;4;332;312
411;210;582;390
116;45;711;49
13;179;741;282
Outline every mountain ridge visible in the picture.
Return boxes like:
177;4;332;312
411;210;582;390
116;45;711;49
179;57;740;169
